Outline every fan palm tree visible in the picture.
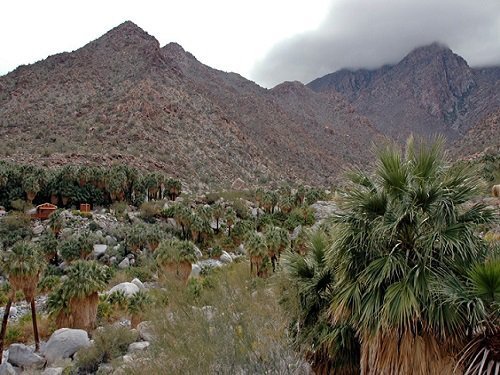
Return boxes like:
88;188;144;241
21;166;46;204
265;226;290;271
156;239;197;283
437;258;500;374
0;242;45;359
211;203;224;233
245;231;268;277
38;232;59;264
225;207;237;237
48;260;110;331
281;230;360;374
166;178;182;201
128;291;152;328
328;137;496;374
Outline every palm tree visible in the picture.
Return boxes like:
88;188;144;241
166;178;182;201
21;166;46;204
155;239;197;283
328;137;496;373
437;258;500;374
0;242;45;359
245;231;268;277
128;291;152;328
211;203;224;233
48;260;110;331
38;232;59;264
265;226;290;271
281;230;360;374
145;225;164;252
225;208;237;237
278;195;294;214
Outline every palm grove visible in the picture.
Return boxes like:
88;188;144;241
0;137;498;374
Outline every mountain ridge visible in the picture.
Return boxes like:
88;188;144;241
307;43;500;141
0;21;382;190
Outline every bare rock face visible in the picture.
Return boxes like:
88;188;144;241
308;43;500;142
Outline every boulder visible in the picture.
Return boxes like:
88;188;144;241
131;278;145;290
231;178;246;190
42;328;90;365
97;363;114;374
118;258;130;269
122;354;134;363
92;244;107;258
7;343;45;369
220;251;233;264
137;321;155;342
310;201;337;220
0;363;16;375
105;235;117;246
194;246;203;259
32;225;44;236
109;282;139;297
42;368;64;375
190;264;201;278
128;341;150;353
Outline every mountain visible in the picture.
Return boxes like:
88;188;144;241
453;110;500;157
308;43;500;142
0;21;382;189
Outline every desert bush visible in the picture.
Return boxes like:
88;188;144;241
123;263;308;375
75;325;138;373
0;212;32;248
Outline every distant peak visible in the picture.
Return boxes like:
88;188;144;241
271;81;312;96
405;42;454;59
99;20;158;45
162;42;197;62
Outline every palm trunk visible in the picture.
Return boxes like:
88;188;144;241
30;298;40;351
0;298;13;363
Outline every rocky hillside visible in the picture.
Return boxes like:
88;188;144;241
0;21;381;189
308;43;500;142
452;110;500;157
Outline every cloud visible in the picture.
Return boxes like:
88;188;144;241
251;0;500;88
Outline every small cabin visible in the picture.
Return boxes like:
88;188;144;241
31;203;57;220
80;203;91;213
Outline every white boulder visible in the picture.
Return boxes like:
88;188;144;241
42;328;90;365
109;282;139;297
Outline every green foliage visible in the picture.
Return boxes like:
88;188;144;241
123;263;304;374
48;261;111;317
59;232;95;262
0;161;177;209
3;241;44;279
0;212;32;249
127;290;152;315
75;325;138;373
155;238;197;265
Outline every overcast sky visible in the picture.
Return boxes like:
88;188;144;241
1;0;499;88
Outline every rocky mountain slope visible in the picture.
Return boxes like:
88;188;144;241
452;110;500;157
308;43;500;142
0;21;381;189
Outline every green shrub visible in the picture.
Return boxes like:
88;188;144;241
75;325;138;373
